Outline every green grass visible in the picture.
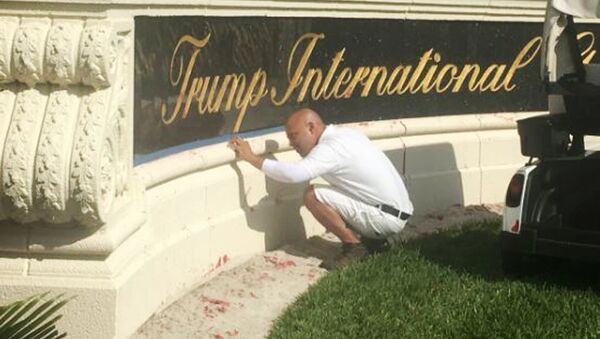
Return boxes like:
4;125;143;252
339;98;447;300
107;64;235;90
269;218;600;339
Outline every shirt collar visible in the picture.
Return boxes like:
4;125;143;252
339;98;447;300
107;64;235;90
319;125;334;142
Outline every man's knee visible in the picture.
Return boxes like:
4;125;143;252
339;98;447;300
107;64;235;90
303;185;317;208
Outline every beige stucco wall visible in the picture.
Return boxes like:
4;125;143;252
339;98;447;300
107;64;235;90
1;112;536;338
0;0;553;338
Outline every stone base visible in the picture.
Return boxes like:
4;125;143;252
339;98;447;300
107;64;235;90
0;191;319;338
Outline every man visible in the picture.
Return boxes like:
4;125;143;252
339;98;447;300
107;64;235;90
229;108;413;270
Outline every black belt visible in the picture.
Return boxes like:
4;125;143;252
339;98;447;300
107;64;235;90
377;204;411;221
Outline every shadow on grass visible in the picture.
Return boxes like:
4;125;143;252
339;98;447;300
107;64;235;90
403;218;600;292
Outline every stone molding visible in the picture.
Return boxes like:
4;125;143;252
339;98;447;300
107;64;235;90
34;89;81;224
137;112;543;190
1;88;48;223
0;17;138;239
0;18;19;83
79;22;118;89
0;89;16;221
44;20;83;86
1;1;550;22
12;18;51;87
0;17;119;89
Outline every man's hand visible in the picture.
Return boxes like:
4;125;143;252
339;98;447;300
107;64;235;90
228;136;264;169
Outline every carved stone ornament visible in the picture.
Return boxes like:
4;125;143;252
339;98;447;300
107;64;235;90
0;17;19;83
0;18;133;232
70;87;115;227
12;19;50;87
0;88;17;221
34;89;81;224
108;49;130;197
69;37;130;227
1;87;48;223
79;23;118;89
44;20;83;86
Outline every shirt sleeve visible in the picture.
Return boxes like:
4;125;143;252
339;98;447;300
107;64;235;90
298;143;341;178
261;159;313;183
260;143;341;183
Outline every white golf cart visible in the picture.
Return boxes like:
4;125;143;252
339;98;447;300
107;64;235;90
501;0;600;273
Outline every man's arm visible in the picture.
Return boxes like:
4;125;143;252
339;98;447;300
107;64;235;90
228;137;312;183
228;136;264;169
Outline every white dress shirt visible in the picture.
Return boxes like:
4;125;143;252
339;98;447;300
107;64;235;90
262;125;413;215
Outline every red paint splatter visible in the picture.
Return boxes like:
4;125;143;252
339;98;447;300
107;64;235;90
212;255;231;271
203;296;230;307
226;329;239;336
202;296;230;317
213;334;224;339
263;255;296;269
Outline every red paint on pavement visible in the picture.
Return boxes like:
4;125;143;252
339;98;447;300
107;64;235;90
202;296;231;317
226;329;240;336
263;255;296;269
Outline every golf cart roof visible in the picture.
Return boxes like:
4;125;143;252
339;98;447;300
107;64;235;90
552;0;600;19
542;0;600;85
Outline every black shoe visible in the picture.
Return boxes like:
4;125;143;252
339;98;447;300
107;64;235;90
319;242;369;271
361;237;390;254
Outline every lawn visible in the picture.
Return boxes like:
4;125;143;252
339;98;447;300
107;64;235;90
268;218;600;338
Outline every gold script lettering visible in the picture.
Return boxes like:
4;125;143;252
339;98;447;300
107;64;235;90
270;33;325;106
158;31;599;135
160;34;211;124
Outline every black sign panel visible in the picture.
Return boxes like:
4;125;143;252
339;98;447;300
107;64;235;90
134;16;600;158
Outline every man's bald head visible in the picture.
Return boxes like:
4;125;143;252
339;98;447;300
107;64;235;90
285;108;324;129
284;108;326;157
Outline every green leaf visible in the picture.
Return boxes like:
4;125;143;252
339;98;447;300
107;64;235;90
9;295;70;339
0;293;70;339
29;323;56;339
0;296;34;326
0;296;41;337
23;315;61;339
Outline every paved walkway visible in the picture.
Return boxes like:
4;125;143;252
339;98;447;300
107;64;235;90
131;232;339;339
132;204;502;339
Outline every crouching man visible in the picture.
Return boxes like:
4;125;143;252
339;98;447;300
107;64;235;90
229;108;413;270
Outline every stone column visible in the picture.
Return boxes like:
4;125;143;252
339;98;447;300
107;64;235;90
0;17;143;255
0;15;145;338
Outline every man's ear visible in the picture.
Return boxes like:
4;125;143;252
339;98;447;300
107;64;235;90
307;121;314;133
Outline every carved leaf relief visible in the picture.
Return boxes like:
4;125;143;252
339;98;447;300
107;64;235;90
1;88;47;223
12;20;50;87
70;89;113;227
79;24;117;89
0;17;19;83
0;88;17;221
45;21;83;86
34;89;81;223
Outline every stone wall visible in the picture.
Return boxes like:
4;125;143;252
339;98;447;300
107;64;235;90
0;1;549;338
